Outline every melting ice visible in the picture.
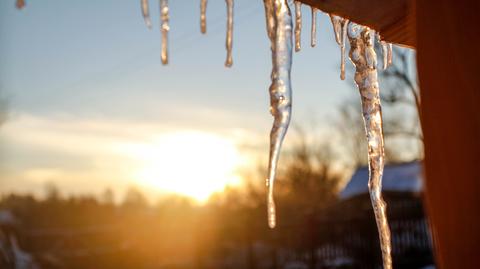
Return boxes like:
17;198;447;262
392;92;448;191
310;7;317;47
160;0;169;65
225;0;234;67
200;0;207;34
377;33;393;70
141;0;152;29
346;22;392;269
294;1;302;52
264;0;294;229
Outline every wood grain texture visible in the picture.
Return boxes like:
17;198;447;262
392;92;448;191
299;0;415;47
417;0;480;268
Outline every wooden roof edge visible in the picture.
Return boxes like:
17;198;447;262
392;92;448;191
299;0;416;48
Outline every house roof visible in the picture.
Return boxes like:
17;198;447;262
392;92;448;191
340;161;423;200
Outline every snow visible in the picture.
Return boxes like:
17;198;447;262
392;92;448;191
340;161;423;200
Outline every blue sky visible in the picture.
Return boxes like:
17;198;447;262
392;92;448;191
0;0;356;200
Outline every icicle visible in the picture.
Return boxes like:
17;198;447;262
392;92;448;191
346;22;392;269
264;0;293;229
294;1;302;52
330;15;349;80
377;32;393;70
141;0;152;29
340;19;348;80
160;0;169;65
387;43;393;67
200;0;207;34
330;15;342;45
225;0;234;67
310;7;317;47
381;42;389;70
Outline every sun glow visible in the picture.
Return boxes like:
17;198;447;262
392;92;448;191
125;131;243;201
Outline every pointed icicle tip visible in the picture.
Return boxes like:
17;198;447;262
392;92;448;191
340;18;349;80
141;0;153;29
224;0;234;67
268;190;276;228
346;22;392;269
330;15;342;45
265;0;293;230
330;15;348;80
310;7;317;47
387;43;393;68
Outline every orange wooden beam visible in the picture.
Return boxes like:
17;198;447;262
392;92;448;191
299;0;416;48
417;0;480;268
301;1;480;268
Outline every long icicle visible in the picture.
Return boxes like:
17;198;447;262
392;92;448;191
330;15;342;44
225;0;234;67
381;44;389;70
200;0;208;34
294;1;302;52
264;0;293;229
346;22;392;269
160;0;169;65
310;7;317;47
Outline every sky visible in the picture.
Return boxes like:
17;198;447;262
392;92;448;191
0;0;357;201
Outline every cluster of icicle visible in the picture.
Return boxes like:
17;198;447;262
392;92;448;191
263;2;393;269
141;0;234;67
138;1;393;267
344;21;393;269
141;0;170;64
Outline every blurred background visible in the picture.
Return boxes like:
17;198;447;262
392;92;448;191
0;0;432;268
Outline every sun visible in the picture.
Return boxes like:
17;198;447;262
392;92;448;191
125;131;242;201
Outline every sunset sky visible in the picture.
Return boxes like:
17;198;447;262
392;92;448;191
0;0;356;202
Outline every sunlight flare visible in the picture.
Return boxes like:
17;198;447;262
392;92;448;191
123;131;243;201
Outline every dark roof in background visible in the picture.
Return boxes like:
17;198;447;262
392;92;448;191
340;161;423;200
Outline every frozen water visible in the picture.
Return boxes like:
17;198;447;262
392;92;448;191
160;0;169;65
330;15;347;79
264;0;294;229
141;0;152;29
347;22;392;269
310;7;317;47
200;0;207;34
294;1;302;52
330;15;349;80
339;19;348;80
225;0;234;67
